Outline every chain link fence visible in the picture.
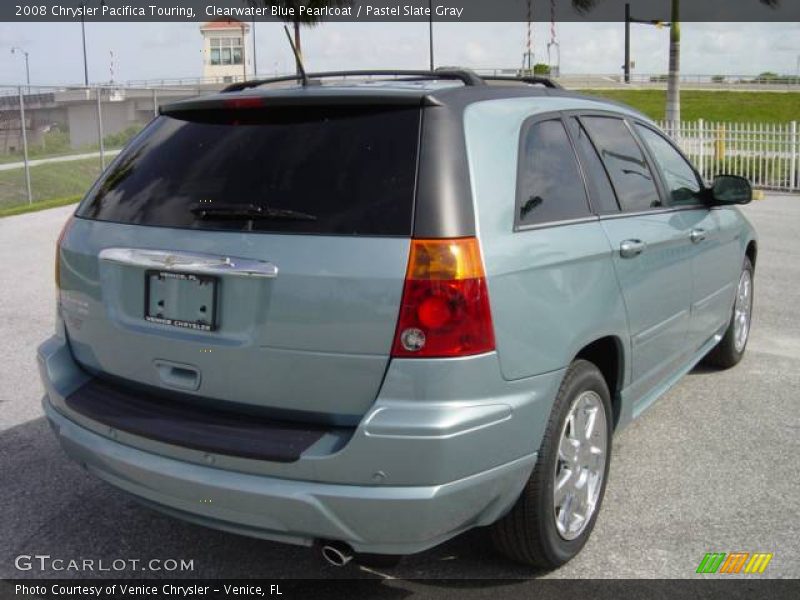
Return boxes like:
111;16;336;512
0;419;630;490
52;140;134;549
0;84;220;213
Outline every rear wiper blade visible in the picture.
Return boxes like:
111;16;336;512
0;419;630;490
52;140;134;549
190;203;317;221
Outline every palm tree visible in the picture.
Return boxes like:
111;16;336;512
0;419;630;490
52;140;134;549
666;0;778;125
575;0;778;125
258;1;351;75
665;0;681;124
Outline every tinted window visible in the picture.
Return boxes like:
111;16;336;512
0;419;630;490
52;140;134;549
77;106;420;236
636;125;703;205
517;119;590;226
581;117;661;212
566;117;619;213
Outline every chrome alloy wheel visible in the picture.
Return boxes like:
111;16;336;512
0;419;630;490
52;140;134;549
734;269;753;353
553;390;608;540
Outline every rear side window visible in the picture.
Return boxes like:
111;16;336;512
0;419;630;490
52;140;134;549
516;118;590;227
77;106;421;236
566;117;619;214
581;117;661;212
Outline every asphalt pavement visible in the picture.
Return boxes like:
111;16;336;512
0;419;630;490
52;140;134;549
0;197;798;583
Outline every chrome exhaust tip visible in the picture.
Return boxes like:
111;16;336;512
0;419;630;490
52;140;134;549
319;541;353;567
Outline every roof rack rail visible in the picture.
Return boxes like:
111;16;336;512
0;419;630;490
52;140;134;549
481;76;563;90
222;69;486;92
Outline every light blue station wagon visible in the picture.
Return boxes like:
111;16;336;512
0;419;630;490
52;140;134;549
38;70;756;568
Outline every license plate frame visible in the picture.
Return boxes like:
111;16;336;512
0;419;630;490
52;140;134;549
144;270;218;332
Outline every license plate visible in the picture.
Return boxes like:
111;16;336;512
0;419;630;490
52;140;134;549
145;270;218;331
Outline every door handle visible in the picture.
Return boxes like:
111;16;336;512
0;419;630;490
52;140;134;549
690;228;706;244
154;360;201;391
620;239;646;259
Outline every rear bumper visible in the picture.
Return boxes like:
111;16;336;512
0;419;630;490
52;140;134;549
44;395;534;554
38;333;563;554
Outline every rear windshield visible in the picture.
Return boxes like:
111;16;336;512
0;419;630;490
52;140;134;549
77;106;421;236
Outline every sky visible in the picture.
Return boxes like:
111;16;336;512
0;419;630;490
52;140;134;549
1;21;799;87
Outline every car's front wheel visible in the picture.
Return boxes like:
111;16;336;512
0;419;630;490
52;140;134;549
704;256;754;369
490;359;613;568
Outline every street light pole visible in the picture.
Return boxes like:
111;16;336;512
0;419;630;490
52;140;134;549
81;9;89;86
80;2;105;86
23;53;29;92
11;47;30;92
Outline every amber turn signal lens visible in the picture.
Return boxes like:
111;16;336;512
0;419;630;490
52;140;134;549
405;238;485;281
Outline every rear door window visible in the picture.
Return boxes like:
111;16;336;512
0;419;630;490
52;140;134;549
566;117;619;214
581;116;661;212
516;118;591;227
77;106;421;236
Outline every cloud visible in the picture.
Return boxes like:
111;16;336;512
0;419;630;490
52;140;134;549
464;41;489;63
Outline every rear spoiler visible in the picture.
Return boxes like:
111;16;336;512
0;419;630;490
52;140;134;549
160;91;441;115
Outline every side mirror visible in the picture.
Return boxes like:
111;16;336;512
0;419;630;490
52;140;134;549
709;175;753;205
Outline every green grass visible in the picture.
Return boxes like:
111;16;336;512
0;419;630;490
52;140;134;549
0;195;81;218
578;90;800;123
0;158;100;210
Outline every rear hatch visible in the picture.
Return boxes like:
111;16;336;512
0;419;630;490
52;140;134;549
58;101;421;425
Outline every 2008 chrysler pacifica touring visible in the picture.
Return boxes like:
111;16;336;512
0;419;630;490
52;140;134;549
38;70;757;568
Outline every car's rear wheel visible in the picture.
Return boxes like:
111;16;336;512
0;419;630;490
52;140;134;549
490;359;612;568
704;256;754;369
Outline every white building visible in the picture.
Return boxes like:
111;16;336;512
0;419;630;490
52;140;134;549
200;18;253;83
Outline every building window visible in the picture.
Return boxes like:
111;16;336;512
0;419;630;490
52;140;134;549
209;37;243;66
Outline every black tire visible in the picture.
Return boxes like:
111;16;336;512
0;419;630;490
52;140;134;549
704;257;754;369
490;359;613;569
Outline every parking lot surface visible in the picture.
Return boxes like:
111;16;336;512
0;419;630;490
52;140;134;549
0;197;798;582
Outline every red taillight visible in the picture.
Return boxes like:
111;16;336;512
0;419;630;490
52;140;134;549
391;238;495;358
55;216;74;289
223;97;265;109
